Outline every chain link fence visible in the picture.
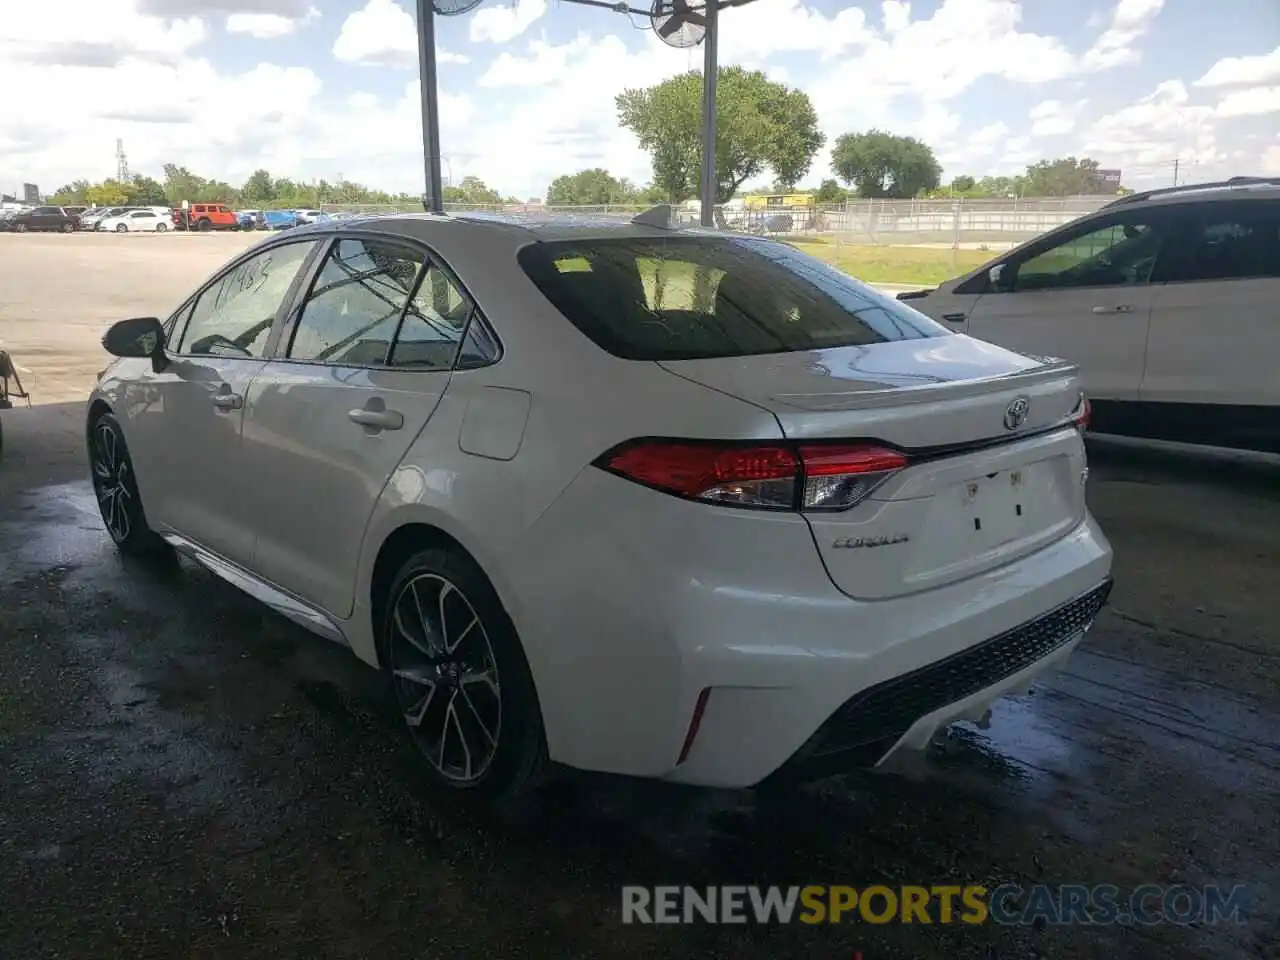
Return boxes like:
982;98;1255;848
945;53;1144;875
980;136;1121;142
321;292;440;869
318;196;1120;281
321;196;1113;245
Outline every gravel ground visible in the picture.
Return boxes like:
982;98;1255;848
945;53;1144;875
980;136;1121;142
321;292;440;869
1;235;1278;959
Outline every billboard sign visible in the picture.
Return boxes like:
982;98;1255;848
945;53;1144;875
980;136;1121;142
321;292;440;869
22;183;39;203
1097;169;1122;189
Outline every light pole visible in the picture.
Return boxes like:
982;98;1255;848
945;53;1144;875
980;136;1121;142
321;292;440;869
415;0;444;214
698;0;718;227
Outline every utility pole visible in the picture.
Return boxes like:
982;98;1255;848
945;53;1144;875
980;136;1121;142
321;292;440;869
1172;158;1179;187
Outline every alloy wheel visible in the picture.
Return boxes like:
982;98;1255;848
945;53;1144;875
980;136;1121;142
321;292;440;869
90;420;133;542
388;573;502;784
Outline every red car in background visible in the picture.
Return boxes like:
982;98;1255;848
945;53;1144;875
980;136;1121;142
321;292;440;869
172;203;239;231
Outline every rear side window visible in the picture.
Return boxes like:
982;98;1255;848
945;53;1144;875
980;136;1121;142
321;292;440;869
1176;202;1280;282
516;236;948;361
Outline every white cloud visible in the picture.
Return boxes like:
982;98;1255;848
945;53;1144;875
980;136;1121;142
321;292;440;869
0;0;1267;202
1080;0;1165;71
1029;99;1086;137
1081;80;1224;175
469;0;547;44
0;0;206;66
1194;45;1280;88
1215;86;1280;119
333;0;468;68
225;5;317;37
969;121;1011;151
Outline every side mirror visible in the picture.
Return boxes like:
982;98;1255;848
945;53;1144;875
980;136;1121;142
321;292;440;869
103;316;168;372
988;263;1007;291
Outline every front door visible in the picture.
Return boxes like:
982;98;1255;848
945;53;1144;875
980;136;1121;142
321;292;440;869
963;208;1173;406
242;235;473;617
137;238;322;565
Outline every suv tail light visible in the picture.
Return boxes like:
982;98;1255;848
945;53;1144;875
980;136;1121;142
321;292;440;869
594;440;908;512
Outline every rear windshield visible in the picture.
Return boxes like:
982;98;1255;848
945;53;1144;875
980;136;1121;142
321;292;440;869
516;235;949;361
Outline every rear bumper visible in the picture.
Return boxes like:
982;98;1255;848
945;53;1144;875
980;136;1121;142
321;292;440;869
768;578;1112;782
508;465;1113;788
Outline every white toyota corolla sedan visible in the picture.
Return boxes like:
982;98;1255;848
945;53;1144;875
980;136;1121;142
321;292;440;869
87;210;1113;804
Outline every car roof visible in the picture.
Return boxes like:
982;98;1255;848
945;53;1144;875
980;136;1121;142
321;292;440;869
288;209;721;245
1102;176;1280;210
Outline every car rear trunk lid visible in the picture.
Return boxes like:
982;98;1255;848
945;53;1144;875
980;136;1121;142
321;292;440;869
658;335;1089;599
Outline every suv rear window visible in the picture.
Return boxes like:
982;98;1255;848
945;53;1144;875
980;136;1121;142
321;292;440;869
516;236;948;361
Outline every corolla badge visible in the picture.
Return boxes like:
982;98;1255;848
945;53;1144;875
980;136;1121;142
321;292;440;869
832;534;910;549
1003;395;1031;431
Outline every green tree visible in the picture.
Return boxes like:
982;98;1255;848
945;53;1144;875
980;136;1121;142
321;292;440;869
831;130;942;199
128;174;168;205
949;175;976;193
546;168;640;206
616;66;825;204
976;175;1026;198
443;175;502;205
815;178;848;203
49;180;92;204
1021;157;1109;196
162;164;207;204
85;181;130;206
241;169;276;204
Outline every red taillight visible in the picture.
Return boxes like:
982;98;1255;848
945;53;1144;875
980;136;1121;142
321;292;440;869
595;440;908;512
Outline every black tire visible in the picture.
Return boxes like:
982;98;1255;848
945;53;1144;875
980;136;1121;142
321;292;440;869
115;223;128;233
197;218;212;232
88;412;167;555
14;223;26;233
61;222;74;233
381;545;548;805
156;223;167;233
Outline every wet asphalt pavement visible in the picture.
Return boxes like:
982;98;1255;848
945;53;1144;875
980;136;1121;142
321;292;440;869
1;407;1278;960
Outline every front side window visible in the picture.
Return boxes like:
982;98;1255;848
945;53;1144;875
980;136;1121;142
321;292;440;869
178;240;318;358
288;238;426;366
1009;215;1165;292
516;236;948;361
132;211;154;219
1176;202;1280;282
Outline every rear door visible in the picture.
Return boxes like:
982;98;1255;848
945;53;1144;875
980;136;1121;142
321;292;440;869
241;233;478;617
1139;199;1280;450
123;237;322;565
960;206;1174;406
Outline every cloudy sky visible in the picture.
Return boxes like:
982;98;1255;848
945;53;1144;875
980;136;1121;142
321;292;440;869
1;0;1277;200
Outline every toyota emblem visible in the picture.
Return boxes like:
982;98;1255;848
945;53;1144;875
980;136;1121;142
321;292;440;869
1003;396;1031;431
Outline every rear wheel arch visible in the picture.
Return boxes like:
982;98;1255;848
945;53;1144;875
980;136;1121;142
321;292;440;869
369;522;521;662
86;398;113;446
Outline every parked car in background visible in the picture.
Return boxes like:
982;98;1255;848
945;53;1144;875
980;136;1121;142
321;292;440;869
100;209;170;233
263;209;299;230
899;177;1280;453
87;211;1111;806
82;206;134;230
7;206;80;232
295;209;325;224
237;209;267;230
172;203;239;232
0;209;21;231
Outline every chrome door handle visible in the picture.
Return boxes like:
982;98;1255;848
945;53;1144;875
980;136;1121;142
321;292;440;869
348;408;404;430
1091;304;1136;314
211;393;243;410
